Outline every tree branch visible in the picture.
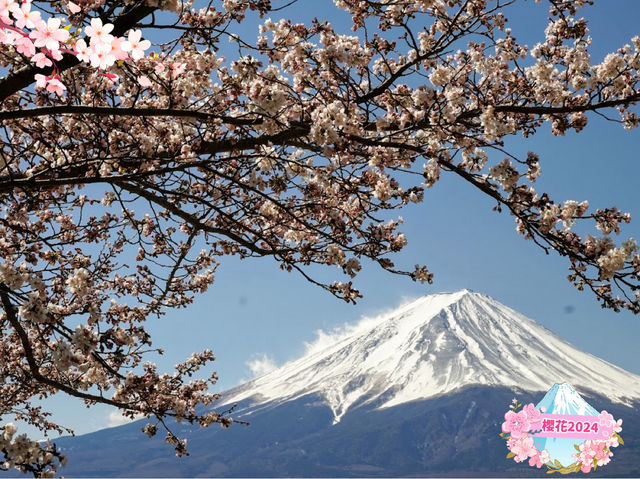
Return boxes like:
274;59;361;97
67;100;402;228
0;286;132;409
458;93;640;120
198;123;310;154
0;106;263;125
114;180;288;256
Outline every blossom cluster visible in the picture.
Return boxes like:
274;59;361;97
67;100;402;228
0;423;65;477
2;0;640;475
571;410;624;473
501;401;550;468
0;1;150;95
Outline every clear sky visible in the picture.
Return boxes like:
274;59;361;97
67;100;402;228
11;0;640;438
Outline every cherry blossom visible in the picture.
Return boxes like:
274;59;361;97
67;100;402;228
598;410;615;428
0;0;14;22
510;434;537;462
171;62;186;77
122;29;150;60
523;403;543;431
13;33;35;56
138;75;152;87
67;1;80;14
29;17;69;51
529;449;551;468
502;410;530;439
84;17;113;44
33;73;47;88
89;41;116;69
11;3;41;30
74;38;90;62
31;52;52;68
613;419;623;433
106;36;128;61
44;77;66;96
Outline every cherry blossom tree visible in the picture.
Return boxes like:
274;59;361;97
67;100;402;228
1;0;640;475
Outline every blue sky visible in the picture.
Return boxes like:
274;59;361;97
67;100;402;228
12;0;640;437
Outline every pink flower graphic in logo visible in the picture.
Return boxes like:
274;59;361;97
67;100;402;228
502;410;530;439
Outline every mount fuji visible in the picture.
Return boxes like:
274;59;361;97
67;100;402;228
52;290;640;477
222;290;640;422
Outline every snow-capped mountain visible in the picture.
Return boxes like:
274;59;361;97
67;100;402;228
224;290;640;423
50;290;640;477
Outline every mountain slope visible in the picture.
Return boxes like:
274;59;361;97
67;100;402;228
223;290;640;423
47;290;640;477
51;386;640;477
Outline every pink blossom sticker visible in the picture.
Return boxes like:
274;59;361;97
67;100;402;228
499;386;624;474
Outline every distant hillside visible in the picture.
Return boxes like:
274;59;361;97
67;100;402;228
48;291;640;477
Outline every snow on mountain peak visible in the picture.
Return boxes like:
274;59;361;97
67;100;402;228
223;290;640;423
536;383;599;416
